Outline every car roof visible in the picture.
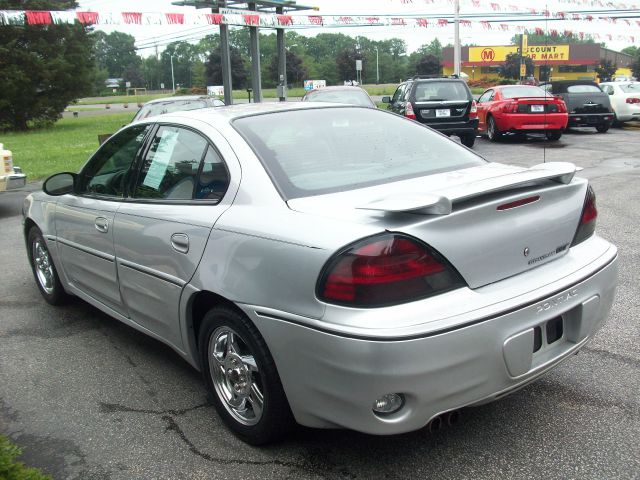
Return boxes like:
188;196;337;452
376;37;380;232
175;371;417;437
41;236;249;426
165;101;358;123
544;80;598;85
307;86;368;93
143;95;216;105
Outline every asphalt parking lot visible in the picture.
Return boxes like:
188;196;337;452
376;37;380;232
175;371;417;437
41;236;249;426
1;125;639;480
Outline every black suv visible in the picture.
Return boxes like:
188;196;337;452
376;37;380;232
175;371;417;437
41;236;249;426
383;76;479;147
539;80;614;132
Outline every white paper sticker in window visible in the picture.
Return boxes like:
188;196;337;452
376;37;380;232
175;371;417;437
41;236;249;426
143;129;179;189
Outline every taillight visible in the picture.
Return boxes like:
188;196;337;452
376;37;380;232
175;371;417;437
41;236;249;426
405;102;416;120
626;97;640;104
557;100;567;113
502;101;518;113
317;233;465;307
469;100;478;119
571;185;597;246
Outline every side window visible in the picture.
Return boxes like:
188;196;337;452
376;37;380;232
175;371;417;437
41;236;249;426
391;84;406;103
196;146;230;202
78;124;151;198
134;126;208;200
478;90;493;103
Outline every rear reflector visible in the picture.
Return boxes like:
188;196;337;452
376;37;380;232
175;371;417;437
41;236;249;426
469;100;478;119
318;234;465;307
497;195;540;211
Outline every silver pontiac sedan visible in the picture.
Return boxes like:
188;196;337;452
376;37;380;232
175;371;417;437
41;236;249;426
23;103;617;445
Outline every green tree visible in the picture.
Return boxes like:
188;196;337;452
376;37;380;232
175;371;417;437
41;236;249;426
499;52;534;80
414;54;441;76
267;49;308;87
92;30;141;78
595;60;617;82
0;0;94;130
205;48;248;89
336;47;361;83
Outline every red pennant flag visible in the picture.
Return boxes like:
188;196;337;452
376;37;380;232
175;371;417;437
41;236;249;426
438;18;448;27
25;11;52;25
338;16;354;24
76;11;98;25
277;15;293;26
205;14;223;25
165;13;184;24
122;12;142;24
243;14;260;26
391;18;406;26
308;15;323;25
366;17;380;24
416;18;428;27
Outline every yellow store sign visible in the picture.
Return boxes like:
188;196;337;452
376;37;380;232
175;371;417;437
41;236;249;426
469;45;570;62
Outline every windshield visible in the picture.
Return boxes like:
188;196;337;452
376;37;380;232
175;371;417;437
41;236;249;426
233;107;485;199
501;86;548;98
305;89;374;107
619;83;640;93
413;82;469;102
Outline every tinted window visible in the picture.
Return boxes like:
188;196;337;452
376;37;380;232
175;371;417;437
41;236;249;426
620;83;640;93
391;84;406;103
196;146;230;202
78;124;151;198
134;126;208;200
305;89;374;107
413;82;469;101
500;86;548;98
233;108;485;199
567;85;602;93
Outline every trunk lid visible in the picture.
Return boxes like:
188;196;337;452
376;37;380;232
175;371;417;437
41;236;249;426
560;91;612;114
288;162;586;289
413;100;472;124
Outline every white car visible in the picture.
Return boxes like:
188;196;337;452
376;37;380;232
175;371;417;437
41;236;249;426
599;82;640;123
0;143;26;192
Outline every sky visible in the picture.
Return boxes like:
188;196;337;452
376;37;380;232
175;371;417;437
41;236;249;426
74;0;640;55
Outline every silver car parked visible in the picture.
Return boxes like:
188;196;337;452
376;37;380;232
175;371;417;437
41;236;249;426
23;103;617;445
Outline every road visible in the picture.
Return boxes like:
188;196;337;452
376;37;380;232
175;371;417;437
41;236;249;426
1;126;639;480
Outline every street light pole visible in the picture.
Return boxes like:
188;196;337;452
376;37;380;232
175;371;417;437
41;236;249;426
375;47;379;84
454;0;460;77
170;55;176;94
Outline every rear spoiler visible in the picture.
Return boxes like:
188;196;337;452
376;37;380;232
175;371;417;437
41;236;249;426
358;162;577;215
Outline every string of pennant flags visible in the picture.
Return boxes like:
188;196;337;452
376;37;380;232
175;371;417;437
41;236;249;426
399;0;640;10
0;9;637;43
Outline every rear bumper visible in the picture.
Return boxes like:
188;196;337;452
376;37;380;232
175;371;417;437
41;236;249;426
568;113;613;127
421;118;479;136
246;239;618;434
494;113;568;132
0;168;27;192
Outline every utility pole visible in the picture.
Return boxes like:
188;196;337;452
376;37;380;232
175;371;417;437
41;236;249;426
375;47;379;84
454;0;460;77
170;55;176;93
276;6;287;101
248;2;262;102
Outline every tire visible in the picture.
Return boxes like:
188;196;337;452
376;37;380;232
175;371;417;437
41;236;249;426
460;133;476;148
198;306;293;445
27;226;70;306
545;131;562;141
596;124;610;133
487;116;501;142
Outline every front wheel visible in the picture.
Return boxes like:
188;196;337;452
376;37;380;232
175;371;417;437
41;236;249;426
545;131;562;141
596;124;610;133
487;116;501;142
27;226;70;305
460;133;476;148
199;306;293;445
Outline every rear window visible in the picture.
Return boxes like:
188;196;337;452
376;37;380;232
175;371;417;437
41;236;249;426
233;107;485;199
501;86;548;98
619;83;640;93
305;89;374;107
413;82;469;102
566;85;602;93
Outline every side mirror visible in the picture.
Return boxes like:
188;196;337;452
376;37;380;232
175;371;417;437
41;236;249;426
43;172;76;196
382;96;391;104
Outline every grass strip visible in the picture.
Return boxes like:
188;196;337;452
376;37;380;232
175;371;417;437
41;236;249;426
2;113;134;180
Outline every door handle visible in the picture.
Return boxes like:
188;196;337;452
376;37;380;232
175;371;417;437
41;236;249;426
171;233;189;254
95;217;109;233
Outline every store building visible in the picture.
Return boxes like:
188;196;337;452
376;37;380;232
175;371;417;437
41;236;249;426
442;43;634;82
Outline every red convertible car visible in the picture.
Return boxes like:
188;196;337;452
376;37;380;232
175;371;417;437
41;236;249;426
476;85;568;141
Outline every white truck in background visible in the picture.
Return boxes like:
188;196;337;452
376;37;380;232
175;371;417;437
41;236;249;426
0;143;26;192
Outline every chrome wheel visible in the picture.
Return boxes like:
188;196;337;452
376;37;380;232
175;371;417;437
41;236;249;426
487;116;499;141
208;326;264;426
32;238;54;295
